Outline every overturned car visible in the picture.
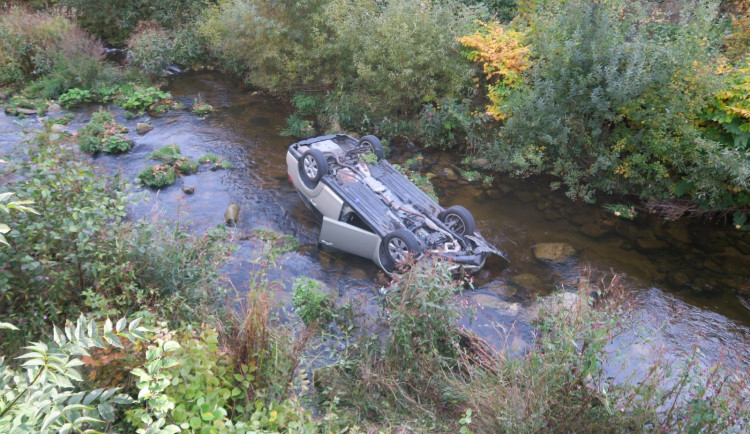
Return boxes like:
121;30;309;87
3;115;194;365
287;134;507;273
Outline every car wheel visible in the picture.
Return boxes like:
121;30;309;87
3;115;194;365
438;205;476;237
299;149;328;188
381;229;422;271
358;135;385;161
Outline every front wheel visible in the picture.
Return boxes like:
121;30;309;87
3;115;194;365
358;135;385;161
299;149;328;188
438;205;475;237
380;229;422;272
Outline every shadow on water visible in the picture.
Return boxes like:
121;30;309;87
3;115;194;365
1;71;748;370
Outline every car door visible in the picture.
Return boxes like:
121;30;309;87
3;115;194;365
319;216;381;261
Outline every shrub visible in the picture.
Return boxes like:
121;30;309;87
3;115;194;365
280;114;316;138
127;23;174;79
486;0;729;204
119;86;173;114
0;316;145;432
0;6;106;92
292;277;333;326
138;165;176;188
58;87;92;108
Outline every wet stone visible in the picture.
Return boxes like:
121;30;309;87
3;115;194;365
533;242;576;262
536;201;550;211
664;223;691;245
48;133;60;142
514;191;536;203
441;167;458;181
702;260;722;273
544;209;563;220
472;293;522;314
496;183;512;195
47;103;62;114
511;273;547;294
50;124;65;133
470;158;489;169
16;108;37;115
136;123;154;135
580;223;610;238
486;189;504;199
636;237;669;251
668;271;691;287
473;190;488;201
570;213;595;226
182;186;195;194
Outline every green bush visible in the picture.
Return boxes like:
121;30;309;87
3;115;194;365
487;0;732;205
138;165;176;188
292;277;333;326
0;316;144;432
62;0;209;46
127;24;174;79
118;86;173;114
0;6;107;93
58;87;93;108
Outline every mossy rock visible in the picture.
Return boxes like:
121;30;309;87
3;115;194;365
174;158;199;175
78;109;129;154
253;228;298;257
150;145;182;163
199;153;232;169
138;165;176;188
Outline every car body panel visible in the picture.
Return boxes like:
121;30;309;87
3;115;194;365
320;216;382;263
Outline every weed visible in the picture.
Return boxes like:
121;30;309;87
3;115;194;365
192;93;214;115
292;277;334;326
138;165;176;188
280;114;316;138
150;144;183;163
78;109;130;154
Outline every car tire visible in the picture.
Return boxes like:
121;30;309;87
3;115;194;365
299;149;328;188
381;229;422;271
438;205;476;237
359;135;385;161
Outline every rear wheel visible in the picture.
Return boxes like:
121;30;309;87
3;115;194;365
380;229;422;272
358;135;385;161
438;205;475;237
299;149;328;188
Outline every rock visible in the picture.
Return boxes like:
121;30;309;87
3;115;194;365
50;123;65;133
486;189;504;199
426;172;436;179
702;260;722;273
472;293;523;314
667;271;691;287
47;103;62;114
513;191;536;203
533;242;576;262
224;203;240;225
664;223;691;245
0;91;7;100
536;292;590;318
441;167;458;181
570;213;595;226
544;209;563;220
182;186;196;195
48;134;60;142
16;108;37;115
496;183;512;195
136;123;154;135
511;273;547;293
470;158;489;169
473;190;488;201
614;220;641;241
580;223;610;238
536;201;550;211
738;280;750;296
636;237;669;251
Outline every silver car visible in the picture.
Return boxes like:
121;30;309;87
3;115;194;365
287;134;507;273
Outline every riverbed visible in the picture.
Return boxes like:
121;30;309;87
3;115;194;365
2;71;748;371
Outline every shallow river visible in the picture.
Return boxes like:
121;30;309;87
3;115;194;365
2;71;749;371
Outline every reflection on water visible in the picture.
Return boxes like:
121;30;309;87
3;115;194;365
1;71;748;371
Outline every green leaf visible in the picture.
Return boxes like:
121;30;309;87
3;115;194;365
115;318;127;333
42;409;63;431
97;402;115;422
0;322;18;330
163;341;181;353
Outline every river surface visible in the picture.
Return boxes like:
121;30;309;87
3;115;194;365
1;71;749;372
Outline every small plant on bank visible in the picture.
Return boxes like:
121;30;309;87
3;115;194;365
78;109;131;154
58;87;92;108
119;87;173;114
604;203;638;220
280;114;316;138
252;228;298;260
48;113;74;126
192;93;214;115
138;165;176;188
292;277;334;326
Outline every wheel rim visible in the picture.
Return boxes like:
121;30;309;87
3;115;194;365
444;214;465;235
303;155;318;179
388;237;410;263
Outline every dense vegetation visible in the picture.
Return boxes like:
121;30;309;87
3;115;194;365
2;0;750;432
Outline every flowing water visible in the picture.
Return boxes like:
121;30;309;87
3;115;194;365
2;71;749;371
